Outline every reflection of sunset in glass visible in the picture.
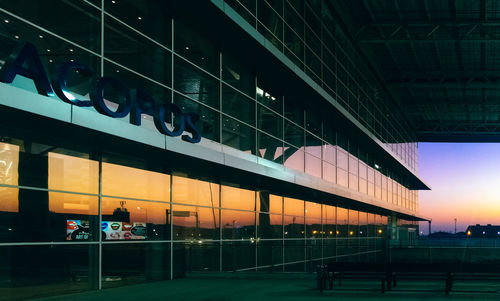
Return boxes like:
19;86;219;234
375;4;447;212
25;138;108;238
0;143;18;212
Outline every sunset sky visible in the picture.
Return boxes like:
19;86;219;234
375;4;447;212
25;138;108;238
418;143;500;234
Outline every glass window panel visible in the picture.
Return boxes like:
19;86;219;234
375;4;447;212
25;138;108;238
359;178;367;194
0;16;100;103
284;121;304;148
258;213;282;239
222;84;255;125
284;96;304;126
174;241;219;272
305;133;321;157
359;211;368;237
172;204;219;240
305;48;321;80
102;242;170;288
104;0;172;49
284;45;304;70
225;0;257;25
257;104;283;139
256;86;282;114
337;168;348;187
174;20;219;75
102;162;169;202
258;1;283;41
283;145;304;172
359;162;367;180
222;241;256;271
101;198;169;241
48;153;98;196
305;153;321;178
322;205;335;237
288;0;304;15
174;57;219;109
284;215;304;238
104;16;172;87
284;197;304;217
174;93;220;142
285;2;304;38
322;161;335;183
337;148;348;171
323;144;336;164
257;131;284;163
172;176;219;207
1;1;101;52
305;201;321;219
221;185;255;211
284;25;304;65
221;209;255;239
305;2;321;33
348;209;358;237
348;173;358;191
257;240;283;268
222;116;256;155
336;207;348;237
305;201;321;237
348;155;358;175
0;189;99;243
0;244;98;299
257;193;282;215
102;62;171;134
222;52;255;97
0;142;19;186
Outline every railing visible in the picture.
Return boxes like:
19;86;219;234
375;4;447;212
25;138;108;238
391;238;500;248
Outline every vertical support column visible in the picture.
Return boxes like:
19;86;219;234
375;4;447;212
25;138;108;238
97;153;102;290
170;17;175;281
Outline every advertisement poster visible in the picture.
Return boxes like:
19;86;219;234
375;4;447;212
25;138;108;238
101;221;147;240
66;220;90;241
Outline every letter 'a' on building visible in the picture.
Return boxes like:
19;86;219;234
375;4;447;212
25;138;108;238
0;0;428;299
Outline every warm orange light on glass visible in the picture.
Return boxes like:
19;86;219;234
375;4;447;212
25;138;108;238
172;176;218;207
378;229;383;234
467;230;471;236
284;197;304;216
221;185;255;211
103;163;170;202
0;143;19;212
349;231;354;236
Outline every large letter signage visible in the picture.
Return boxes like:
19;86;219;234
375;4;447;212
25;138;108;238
0;42;202;143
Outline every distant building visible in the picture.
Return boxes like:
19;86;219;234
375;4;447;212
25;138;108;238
466;224;500;238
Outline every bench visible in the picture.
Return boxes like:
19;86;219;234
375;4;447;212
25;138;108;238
317;262;500;294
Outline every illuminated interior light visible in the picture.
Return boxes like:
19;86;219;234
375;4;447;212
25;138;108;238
4;19;9;23
14;35;19;39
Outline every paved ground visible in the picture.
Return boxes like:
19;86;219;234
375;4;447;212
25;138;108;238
33;272;500;301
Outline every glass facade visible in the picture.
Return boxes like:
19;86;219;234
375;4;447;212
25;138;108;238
0;138;387;299
0;0;418;214
0;0;422;299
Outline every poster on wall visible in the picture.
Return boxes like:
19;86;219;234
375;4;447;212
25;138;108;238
66;220;90;241
101;221;147;240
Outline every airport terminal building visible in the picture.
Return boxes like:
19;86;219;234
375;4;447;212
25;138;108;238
0;0;428;299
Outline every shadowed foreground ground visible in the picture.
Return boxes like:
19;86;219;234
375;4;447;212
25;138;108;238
34;272;500;301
